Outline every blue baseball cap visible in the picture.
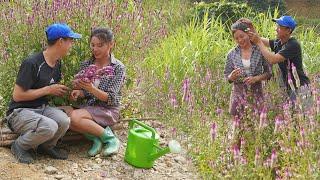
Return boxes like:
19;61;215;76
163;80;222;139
272;16;297;30
46;23;81;41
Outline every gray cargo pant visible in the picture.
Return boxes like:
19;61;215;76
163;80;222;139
6;105;70;150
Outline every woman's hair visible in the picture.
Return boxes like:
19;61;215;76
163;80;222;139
90;27;114;43
231;21;250;34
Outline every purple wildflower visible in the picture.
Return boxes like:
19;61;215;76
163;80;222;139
271;149;277;167
170;94;178;108
254;148;260;166
182;78;191;103
216;108;223;116
210;122;217;142
232;144;240;164
259;107;267;129
274;116;282;133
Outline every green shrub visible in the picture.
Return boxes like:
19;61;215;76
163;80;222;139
193;1;254;26
244;0;286;15
192;0;286;27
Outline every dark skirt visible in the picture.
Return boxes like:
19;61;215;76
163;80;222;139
81;105;120;127
229;82;264;117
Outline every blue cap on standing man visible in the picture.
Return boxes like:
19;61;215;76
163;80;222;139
272;15;297;31
46;23;81;41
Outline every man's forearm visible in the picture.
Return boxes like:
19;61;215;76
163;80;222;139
261;38;270;47
13;85;50;102
257;42;284;64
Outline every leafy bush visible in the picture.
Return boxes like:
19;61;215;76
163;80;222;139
243;0;286;15
192;0;286;27
193;1;254;26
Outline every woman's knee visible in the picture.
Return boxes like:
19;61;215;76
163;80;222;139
70;109;91;121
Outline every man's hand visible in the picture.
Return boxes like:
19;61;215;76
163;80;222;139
47;84;69;96
228;68;242;82
237;18;256;33
248;31;262;45
70;90;83;101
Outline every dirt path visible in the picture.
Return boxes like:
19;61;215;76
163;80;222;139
0;121;198;180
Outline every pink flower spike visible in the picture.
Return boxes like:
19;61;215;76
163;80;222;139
210;122;217;142
254;148;260;166
216;108;223;116
271;149;277;167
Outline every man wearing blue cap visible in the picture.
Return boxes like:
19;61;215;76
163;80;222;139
249;15;310;101
5;23;81;163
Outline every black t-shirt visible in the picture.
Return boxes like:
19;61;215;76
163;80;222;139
6;52;62;116
269;37;310;90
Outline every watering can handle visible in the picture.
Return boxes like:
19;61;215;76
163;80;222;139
129;119;157;139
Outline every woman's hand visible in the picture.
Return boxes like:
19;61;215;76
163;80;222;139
228;68;242;82
70;90;83;101
244;76;258;85
74;80;95;93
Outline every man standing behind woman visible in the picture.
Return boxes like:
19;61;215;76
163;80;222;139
248;16;310;104
67;28;125;157
224;20;272;118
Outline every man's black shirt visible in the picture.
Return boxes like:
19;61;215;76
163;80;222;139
269;37;310;90
7;52;62;116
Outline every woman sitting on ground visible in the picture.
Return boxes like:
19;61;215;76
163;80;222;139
69;27;125;156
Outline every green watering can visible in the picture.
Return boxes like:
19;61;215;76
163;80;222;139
124;119;181;168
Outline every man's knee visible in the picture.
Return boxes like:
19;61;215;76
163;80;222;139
37;120;58;138
59;116;70;130
54;110;71;129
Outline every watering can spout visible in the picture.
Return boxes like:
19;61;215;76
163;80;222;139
149;140;181;161
150;146;170;161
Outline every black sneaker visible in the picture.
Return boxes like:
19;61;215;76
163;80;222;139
11;141;34;164
37;146;68;160
28;149;37;159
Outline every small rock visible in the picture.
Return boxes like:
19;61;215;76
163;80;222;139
111;156;117;161
82;167;93;172
71;163;78;169
95;158;102;164
181;166;188;172
174;155;186;164
172;171;183;178
45;166;58;175
111;170;119;176
100;171;107;178
164;160;173;167
54;174;65;180
103;160;111;166
95;154;101;158
133;169;143;178
29;165;37;172
92;164;101;170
